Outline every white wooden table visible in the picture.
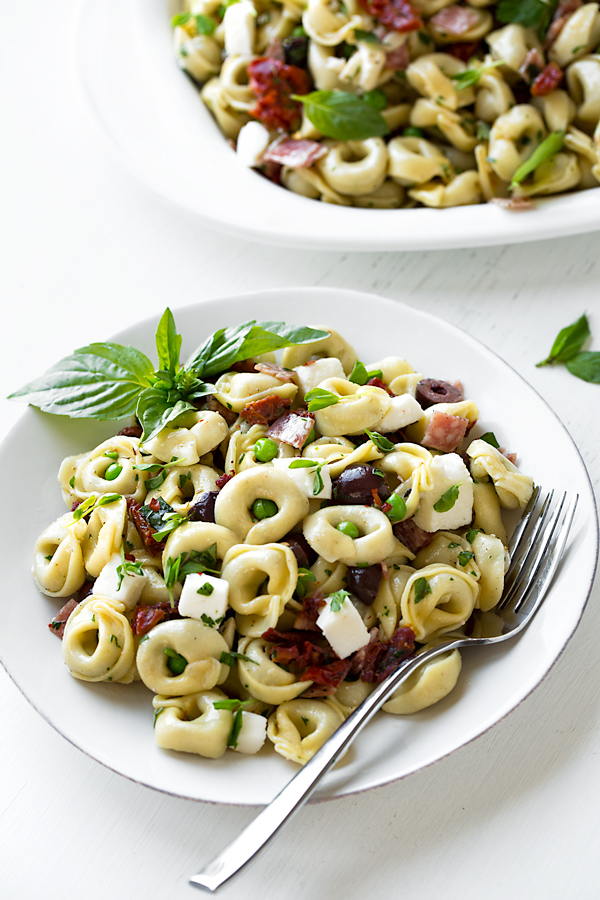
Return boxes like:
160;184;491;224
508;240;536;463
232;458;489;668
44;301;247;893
1;3;599;898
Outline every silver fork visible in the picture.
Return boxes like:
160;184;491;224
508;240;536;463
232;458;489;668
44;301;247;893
190;489;578;893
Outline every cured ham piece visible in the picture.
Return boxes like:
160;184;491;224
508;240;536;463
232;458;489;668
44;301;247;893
447;40;481;62
393;518;435;553
127;498;165;556
385;42;410;70
544;0;583;49
247;57;309;133
131;602;181;636
300;660;352;696
489;197;536;212
294;594;326;631
519;48;545;82
429;6;480;35
531;62;564;96
421;410;469;452
254;361;297;381
266;409;315;448
240;394;292;426
262;138;327;169
360;0;423;34
48;598;79;639
359;626;415;683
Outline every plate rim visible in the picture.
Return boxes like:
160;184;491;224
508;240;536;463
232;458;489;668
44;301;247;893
1;286;598;806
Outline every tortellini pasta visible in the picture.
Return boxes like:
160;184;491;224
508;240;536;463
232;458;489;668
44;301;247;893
37;320;534;768
171;0;600;209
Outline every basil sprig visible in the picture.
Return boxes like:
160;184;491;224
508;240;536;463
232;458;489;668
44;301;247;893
450;59;505;92
9;310;328;443
511;131;564;188
497;0;559;34
291;91;390;141
536;313;600;384
329;589;351;612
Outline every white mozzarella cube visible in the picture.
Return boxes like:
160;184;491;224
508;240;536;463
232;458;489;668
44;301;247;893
92;553;148;610
374;393;423;433
232;711;267;754
294;357;346;398
223;1;256;56
178;573;229;625
236;121;271;168
317;595;370;659
412;453;474;532
272;458;332;499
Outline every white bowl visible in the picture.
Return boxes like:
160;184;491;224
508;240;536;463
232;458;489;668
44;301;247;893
73;0;600;251
0;287;597;805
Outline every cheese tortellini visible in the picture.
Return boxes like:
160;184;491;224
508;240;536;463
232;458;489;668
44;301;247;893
37;320;534;768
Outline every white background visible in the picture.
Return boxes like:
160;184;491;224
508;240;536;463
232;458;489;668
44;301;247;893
1;2;600;898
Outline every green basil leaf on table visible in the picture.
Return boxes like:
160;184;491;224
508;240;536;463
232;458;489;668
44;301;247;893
536;313;591;367
291;91;390;141
565;352;600;384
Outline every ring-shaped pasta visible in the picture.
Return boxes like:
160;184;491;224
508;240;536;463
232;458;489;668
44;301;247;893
533;90;576;134
372;564;416;639
548;5;600;68
475;67;515;123
512;151;581;197
303;504;396;565
136;619;229;696
33;513;87;597
331;679;373;716
467;439;534;509
383;647;462;714
488;104;547;182
303;436;383;477
145;463;219;514
316;138;389;196
302;0;366;47
305;557;348;597
201;77;250;140
406;54;476;111
281;327;358;372
152;690;233;758
219;55;256;112
400;564;479;642
410;99;478;152
353;179;406;209
471;531;507;611
256;8;297;54
486;23;543;75
214;466;310;543
141;411;229;464
213;371;298;413
312;378;391;436
409;171;483;207
566;55;600;124
220;542;298;636
162;521;239;571
72;436;147;502
62;596;136;683
82;496;127;578
414;531;481;583
472;480;507;543
173;26;222;83
237;636;311;703
388;136;450;185
267;698;345;764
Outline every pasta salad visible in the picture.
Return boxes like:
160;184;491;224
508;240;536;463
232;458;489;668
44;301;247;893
171;0;600;209
17;313;534;765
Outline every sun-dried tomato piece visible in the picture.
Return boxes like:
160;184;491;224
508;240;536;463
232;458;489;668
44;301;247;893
293;593;326;630
360;626;415;683
215;472;234;490
247;57;310;133
446;40;482;63
531;62;564;97
366;376;395;396
126;498;164;557
300;659;352;696
132;601;181;636
360;0;422;33
240;394;292;426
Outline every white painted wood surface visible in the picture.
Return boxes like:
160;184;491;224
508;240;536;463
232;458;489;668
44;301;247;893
1;3;599;898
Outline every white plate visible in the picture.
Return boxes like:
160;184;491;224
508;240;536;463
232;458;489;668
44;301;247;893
72;0;600;251
1;288;597;805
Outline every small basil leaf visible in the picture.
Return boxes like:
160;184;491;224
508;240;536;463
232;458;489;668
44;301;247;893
155;308;182;378
194;14;216;35
136;389;197;443
497;0;558;32
413;577;431;604
511;131;564;187
365;429;395;452
536;314;591;367
292;91;390;141
433;484;461;513
479;431;500;448
304;388;340;413
8;343;154;420
565;351;600;384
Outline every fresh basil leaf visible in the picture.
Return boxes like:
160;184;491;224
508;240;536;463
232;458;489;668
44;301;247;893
8;343;154;420
476;120;491;141
171;12;191;26
292;91;390;141
155;308;182;378
511;131;564;187
253;321;329;346
536;314;591;367
497;0;558;32
565;351;600;384
353;29;380;43
304;388;340;413
194;13;216;35
136;389;197;443
458;550;475;567
413;577;431;604
363;89;387;111
219;651;256;666
349;361;382;385
365;429;395;452
433;484;461;513
480;431;500;448
465;527;479;543
313;466;324;496
329;589;350;612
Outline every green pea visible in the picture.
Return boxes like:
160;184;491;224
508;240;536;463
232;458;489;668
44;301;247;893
384;493;407;523
403;126;425;138
337;521;359;539
252;498;278;520
164;647;188;675
104;462;123;481
254;438;278;462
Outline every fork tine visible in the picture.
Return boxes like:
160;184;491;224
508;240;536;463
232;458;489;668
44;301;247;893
507;483;541;557
502;489;553;600
499;492;577;614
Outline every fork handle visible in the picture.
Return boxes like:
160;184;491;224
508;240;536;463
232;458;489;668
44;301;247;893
189;640;463;893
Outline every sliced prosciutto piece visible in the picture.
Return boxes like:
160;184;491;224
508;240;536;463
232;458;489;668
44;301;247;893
393;518;435;553
48;598;80;639
385;42;410;70
421;410;469;452
254;362;297;382
240;394;292;426
429;5;480;35
519;48;545;83
360;0;423;34
489;197;536;212
266;409;315;448
447;40;482;63
544;0;582;49
263;138;327;169
294;594;326;631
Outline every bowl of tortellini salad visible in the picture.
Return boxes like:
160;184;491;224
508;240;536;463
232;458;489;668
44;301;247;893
90;0;600;248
